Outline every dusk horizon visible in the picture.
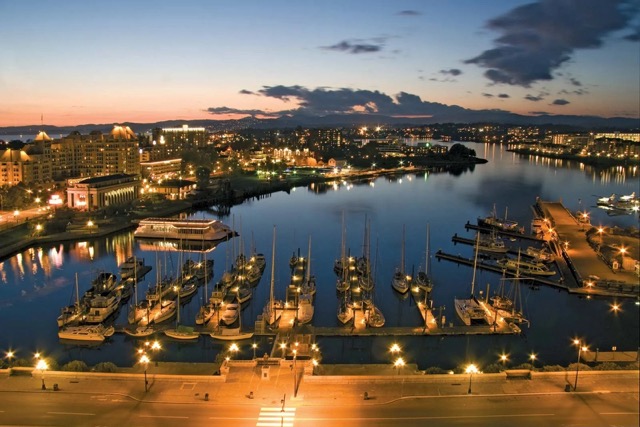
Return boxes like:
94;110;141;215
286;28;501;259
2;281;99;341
2;0;639;127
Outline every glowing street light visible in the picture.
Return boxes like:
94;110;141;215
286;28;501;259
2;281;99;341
499;353;508;366
611;303;621;314
465;364;479;394
280;342;287;358
252;343;258;360
573;339;588;391
36;358;48;390
139;354;150;392
529;353;537;369
394;357;405;375
389;343;401;355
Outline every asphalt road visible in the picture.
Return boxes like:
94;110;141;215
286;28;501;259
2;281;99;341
1;390;637;427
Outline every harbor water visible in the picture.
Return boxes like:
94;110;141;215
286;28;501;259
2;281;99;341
0;142;638;370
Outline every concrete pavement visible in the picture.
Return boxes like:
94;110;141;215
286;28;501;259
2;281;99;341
1;363;637;408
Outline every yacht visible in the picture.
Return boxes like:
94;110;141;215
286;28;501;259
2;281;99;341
58;324;115;342
84;292;121;323
140;299;177;325
525;246;554;263
119;257;152;281
220;303;240;326
497;258;556;276
476;231;507;254
478;205;524;234
134;217;234;242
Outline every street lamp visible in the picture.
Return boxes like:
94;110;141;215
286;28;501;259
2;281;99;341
394;357;405;375
529;353;537;369
252;343;258;360
465;364;478;394
229;343;239;360
390;343;401;355
499;353;508;366
139;354;150;392
36;358;48;390
280;342;287;359
611;302;621;314
573;339;588;391
5;350;15;367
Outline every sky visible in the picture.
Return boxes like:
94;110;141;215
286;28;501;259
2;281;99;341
1;0;639;127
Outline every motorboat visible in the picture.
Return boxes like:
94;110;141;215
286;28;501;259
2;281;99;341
497;258;556;276
478;205;524;234
84;292;121;324
475;232;507;254
134;217;234;242
220;303;240;326
119;257;152;281
525;246;554;263
58;324;115;342
297;294;314;324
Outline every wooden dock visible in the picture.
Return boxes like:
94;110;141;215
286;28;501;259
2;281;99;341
464;222;544;242
581;350;638;363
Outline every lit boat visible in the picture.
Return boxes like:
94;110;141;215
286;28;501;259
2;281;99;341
57;273;86;327
454;297;487;326
210;328;254;341
164;325;200;340
58;324;115;342
84;292;121;324
119;257;152;281
475;231;507;254
478;205;524;234
233;286;253;304
182;258;214;282
364;301;385;328
297;294;314;324
391;225;410;294
140;300;177;325
220;303;240;326
134;217;234;242
497;258;556;276
337;290;354;325
525;246;554;263
123;325;155;337
195;303;216;325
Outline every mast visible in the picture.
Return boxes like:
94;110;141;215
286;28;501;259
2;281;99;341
75;272;80;307
306;235;312;283
470;232;480;296
425;224;430;277
401;224;406;275
133;256;138;307
269;226;276;312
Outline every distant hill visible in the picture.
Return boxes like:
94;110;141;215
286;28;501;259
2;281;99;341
1;111;638;138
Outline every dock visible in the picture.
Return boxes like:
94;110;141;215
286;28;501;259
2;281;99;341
580;350;638;363
464;222;544;242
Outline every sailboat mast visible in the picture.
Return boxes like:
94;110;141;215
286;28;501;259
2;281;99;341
133;256;138;306
269;226;276;310
306;235;312;283
470;232;480;295
425;224;430;276
401;224;406;275
75;273;79;306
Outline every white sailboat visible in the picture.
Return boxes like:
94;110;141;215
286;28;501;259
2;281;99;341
57;273;85;327
414;223;433;293
195;252;216;325
454;233;487;326
164;288;200;340
297;236;315;325
391;225;410;294
264;226;282;326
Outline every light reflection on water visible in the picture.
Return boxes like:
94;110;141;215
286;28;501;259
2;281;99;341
0;143;637;369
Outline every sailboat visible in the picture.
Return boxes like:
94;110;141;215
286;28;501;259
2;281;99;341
358;217;374;292
415;224;434;293
164;287;200;340
297;236;315;325
454;233;488;326
391;225;410;294
336;212;350;292
263;226;282;326
195;252;216;325
337;289;354;325
490;252;530;326
364;239;385;328
57;273;85;327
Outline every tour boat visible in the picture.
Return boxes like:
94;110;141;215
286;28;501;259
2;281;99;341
134;217;234;242
58;324;115;342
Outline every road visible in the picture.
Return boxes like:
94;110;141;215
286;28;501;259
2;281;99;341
0;390;637;426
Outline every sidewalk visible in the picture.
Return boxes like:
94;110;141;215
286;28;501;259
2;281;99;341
1;364;638;407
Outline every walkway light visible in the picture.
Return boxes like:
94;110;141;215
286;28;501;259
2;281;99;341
36;358;48;390
572;339;588;391
465;364;479;394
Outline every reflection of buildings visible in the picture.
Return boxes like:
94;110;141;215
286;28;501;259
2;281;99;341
136;238;221;253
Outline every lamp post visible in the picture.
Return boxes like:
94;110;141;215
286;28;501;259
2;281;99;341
36;358;48;390
573;339;588;391
280;342;287;359
499;353;508;367
5;350;15;367
229;343;239;361
394;357;405;375
252;343;258;360
529;353;537;369
292;349;298;397
465;364;478;394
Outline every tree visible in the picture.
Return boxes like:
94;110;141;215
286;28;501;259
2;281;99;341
447;143;476;158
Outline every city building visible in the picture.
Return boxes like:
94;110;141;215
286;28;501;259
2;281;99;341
147;125;208;161
66;173;140;211
0;131;52;186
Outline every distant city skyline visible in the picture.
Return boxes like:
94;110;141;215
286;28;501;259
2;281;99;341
1;0;639;127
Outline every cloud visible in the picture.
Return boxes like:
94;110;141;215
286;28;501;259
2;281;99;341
623;27;640;41
482;93;494;98
439;68;462;76
498;93;510;98
397;10;421;16
465;0;639;86
551;98;570;105
207;85;480;118
322;39;384;54
568;77;582;87
239;89;255;95
525;94;544;102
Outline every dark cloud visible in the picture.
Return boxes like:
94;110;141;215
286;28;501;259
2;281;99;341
397;10;421;16
529;111;551;115
498;93;510;98
623;27;640;41
207;85;476;118
569;77;582;87
322;40;383;54
239;89;255;95
465;0;639;86
551;98;570;105
482;93;494;97
525;94;544;102
439;68;462;76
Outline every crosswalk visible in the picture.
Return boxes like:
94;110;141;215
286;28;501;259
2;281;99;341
256;407;297;427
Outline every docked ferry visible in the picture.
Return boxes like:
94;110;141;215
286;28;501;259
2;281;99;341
134;218;234;242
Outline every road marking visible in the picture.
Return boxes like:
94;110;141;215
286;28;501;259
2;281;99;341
257;406;296;427
600;412;640;415
139;415;189;419
47;411;94;416
296;413;554;422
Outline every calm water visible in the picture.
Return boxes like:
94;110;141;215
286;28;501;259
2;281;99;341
1;143;638;370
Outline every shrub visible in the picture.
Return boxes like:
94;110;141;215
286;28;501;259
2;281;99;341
483;363;503;373
593;362;620;371
567;362;591;372
542;365;565;372
62;360;89;372
513;363;534;371
424;367;448;375
92;362;118;373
